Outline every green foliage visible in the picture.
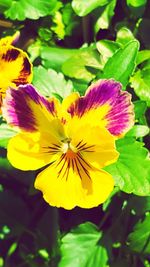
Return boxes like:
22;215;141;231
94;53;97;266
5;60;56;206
4;0;58;20
72;0;109;16
101;41;139;88
128;213;150;254
33;65;74;99
130;67;150;106
0;0;150;266
105;137;150;196
59;222;108;267
62;47;102;82
94;0;117;32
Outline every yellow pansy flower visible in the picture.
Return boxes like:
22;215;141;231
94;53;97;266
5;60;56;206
2;79;134;209
0;32;32;111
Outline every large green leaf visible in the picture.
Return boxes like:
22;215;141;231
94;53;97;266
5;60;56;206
33;66;73;99
5;0;57;20
72;0;109;16
105;137;150;196
101;41;139;88
41;46;77;71
130;67;150;106
62;48;102;82
128;213;150;254
58;222;108;267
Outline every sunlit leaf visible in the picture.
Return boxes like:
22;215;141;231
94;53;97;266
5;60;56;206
126;125;149;138
105;137;150;196
5;0;57;20
72;0;109;16
59;222;108;267
137;50;150;65
101;41;139;88
116;27;135;46
128;213;150;254
130;67;150;106
127;0;147;7
51;11;65;39
96;40;120;65
95;0;117;32
33;66;74;99
62;48;102;82
126;0;147;17
41;46;77;71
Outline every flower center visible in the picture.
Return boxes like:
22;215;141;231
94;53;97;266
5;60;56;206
61;138;77;156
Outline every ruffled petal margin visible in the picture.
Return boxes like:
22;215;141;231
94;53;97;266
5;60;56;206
35;162;114;209
0;46;32;93
65;79;134;137
2;84;60;132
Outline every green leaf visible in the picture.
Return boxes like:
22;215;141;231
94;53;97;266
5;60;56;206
0;0;11;12
72;0;109;16
95;0;117;32
33;66;74;99
127;0;147;7
62;48;102;82
116;27;135;46
101;41;139;88
133;100;147;124
96;40;120;65
41;46;77;71
59;222;108;267
51;11;65;39
130;68;150;106
137;50;150;65
128;213;150;254
126;125;149;138
5;0;57;21
105;137;150;196
0;124;17;148
126;0;147;17
134;100;147;121
27;40;41;62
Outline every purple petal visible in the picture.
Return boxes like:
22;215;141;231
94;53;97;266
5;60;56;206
2;84;58;132
67;79;134;137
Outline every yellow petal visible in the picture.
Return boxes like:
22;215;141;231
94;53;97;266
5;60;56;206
66;118;119;169
0;46;32;94
34;162;114;209
0;31;20;46
7;130;63;171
